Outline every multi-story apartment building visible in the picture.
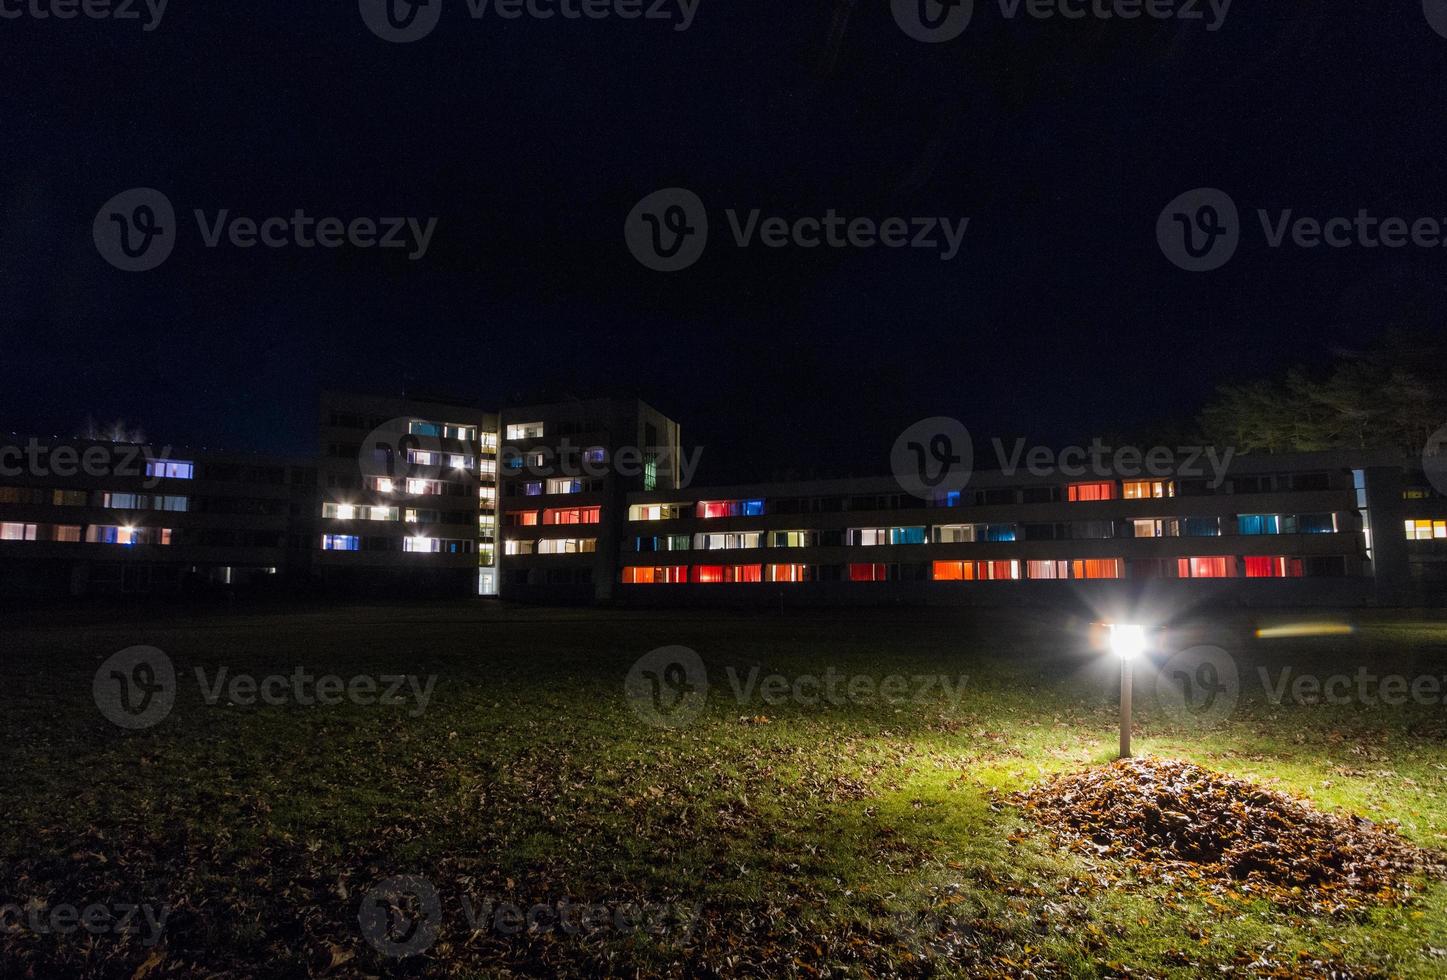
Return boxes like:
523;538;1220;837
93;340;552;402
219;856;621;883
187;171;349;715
316;392;499;597
617;451;1443;607
0;435;315;597
497;396;682;603
4;395;1444;607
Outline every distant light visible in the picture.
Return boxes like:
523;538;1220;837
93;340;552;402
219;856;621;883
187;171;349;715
1256;623;1355;639
1108;624;1147;660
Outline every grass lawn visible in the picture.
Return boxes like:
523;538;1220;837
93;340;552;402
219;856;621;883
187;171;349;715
2;601;1446;977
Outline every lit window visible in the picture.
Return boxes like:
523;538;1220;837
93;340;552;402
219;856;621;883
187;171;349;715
145;460;194;480
509;511;540;527
933;525;976;544
1405;519;1447;540
52;525;82;543
697;500;765;519
584;447;607;464
409;421;442;437
1178;556;1236;579
694;532;762;551
1071;559;1123;580
403;537;438;553
765;564;812;583
522;482;543;497
1237;515;1280;536
537;538;598;555
629;504;685;521
0;523;38;541
931;560;1019;581
546;478;583;495
322;534;360;551
1027;560;1068;580
849;563;889;582
505;422;545;440
621;566;687;585
543;506;601;525
1123;480;1174;500
1244;556;1303;578
1067;482;1114;502
691;564;761;583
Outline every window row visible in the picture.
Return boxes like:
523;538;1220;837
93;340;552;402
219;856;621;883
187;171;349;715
627;516;1344;551
0;523;174;546
503;538;598;555
0;487;189;511
321;535;474;554
506;506;602;527
619;556;1340;584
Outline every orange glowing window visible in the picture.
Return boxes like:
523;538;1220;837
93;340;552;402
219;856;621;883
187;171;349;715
933;561;970;581
765;564;810;583
1123;480;1174;500
849;563;889;582
1067;482;1115;502
1071;559;1123;580
508;510;539;527
544;506;601;525
1178;556;1236;579
622;565;687;584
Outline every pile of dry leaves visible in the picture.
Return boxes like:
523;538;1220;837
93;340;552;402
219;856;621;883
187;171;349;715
1014;758;1447;915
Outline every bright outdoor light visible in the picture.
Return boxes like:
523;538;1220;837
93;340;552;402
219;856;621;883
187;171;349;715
1104;623;1149;759
1109;624;1147;660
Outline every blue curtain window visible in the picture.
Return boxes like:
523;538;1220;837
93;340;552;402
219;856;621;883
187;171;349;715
1184;517;1220;537
741;500;766;517
890;526;927;545
1237;515;1279;536
1298;514;1335;534
984;524;1017;543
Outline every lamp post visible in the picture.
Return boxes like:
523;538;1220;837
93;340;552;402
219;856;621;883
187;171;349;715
1109;624;1146;759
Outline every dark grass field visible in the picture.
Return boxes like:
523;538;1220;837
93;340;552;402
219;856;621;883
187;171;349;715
2;601;1446;977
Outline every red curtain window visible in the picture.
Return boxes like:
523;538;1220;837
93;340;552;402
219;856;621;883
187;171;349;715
1244;556;1303;578
1067;482;1116;502
1179;556;1236;579
849;563;888;582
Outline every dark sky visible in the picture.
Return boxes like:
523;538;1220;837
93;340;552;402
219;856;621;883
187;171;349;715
3;3;1445;482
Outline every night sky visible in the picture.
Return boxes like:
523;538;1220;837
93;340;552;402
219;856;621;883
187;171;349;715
3;3;1445;482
